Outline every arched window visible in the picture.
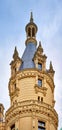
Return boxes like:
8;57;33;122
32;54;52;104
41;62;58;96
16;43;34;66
28;27;31;37
32;28;35;37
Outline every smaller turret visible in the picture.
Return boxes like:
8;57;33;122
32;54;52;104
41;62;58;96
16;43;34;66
10;46;22;77
37;41;43;54
13;46;19;60
49;61;54;71
49;61;55;73
48;61;55;78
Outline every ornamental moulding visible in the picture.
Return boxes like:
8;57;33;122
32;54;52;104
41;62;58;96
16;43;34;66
9;69;55;94
5;100;58;126
17;69;37;80
34;84;47;96
10;87;19;99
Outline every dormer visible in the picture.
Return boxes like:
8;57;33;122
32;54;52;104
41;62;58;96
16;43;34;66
33;41;47;71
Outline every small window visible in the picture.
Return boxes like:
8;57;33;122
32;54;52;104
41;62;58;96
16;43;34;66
11;124;15;130
38;121;45;130
38;63;42;70
38;79;42;87
32;27;35;37
15;68;16;73
38;96;40;102
28;27;31;37
14;83;16;89
41;97;43;102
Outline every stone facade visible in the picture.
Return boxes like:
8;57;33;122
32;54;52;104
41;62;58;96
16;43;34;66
0;13;58;130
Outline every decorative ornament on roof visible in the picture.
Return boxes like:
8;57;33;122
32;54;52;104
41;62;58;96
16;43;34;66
49;61;55;73
30;12;33;23
13;46;19;60
37;41;43;53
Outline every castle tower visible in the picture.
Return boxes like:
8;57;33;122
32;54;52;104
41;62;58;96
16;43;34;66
5;13;58;130
0;104;5;130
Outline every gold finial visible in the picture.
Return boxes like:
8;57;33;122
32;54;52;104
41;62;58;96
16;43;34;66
30;12;33;22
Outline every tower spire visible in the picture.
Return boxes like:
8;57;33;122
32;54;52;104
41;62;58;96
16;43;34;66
25;12;38;46
30;12;33;22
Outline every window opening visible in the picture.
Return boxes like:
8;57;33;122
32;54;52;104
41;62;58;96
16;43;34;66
38;96;40;102
38;121;45;130
38;63;42;70
15;68;16;73
41;97;43;102
11;124;15;130
32;28;35;37
28;27;31;37
38;79;42;87
14;83;16;89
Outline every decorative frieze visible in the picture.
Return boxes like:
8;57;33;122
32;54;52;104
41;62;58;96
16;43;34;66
5;100;58;128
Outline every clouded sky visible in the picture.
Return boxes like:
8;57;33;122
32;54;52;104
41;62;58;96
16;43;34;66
0;0;62;129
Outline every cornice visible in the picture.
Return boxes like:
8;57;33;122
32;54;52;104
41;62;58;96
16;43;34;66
10;69;37;81
5;100;58;128
25;37;37;46
9;69;55;93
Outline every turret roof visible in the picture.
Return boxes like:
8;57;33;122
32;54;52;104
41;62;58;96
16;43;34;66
20;42;36;70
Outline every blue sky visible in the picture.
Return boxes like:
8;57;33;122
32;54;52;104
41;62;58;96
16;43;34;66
0;0;62;129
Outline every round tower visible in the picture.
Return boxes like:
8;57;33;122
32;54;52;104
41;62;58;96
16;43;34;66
5;13;58;130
